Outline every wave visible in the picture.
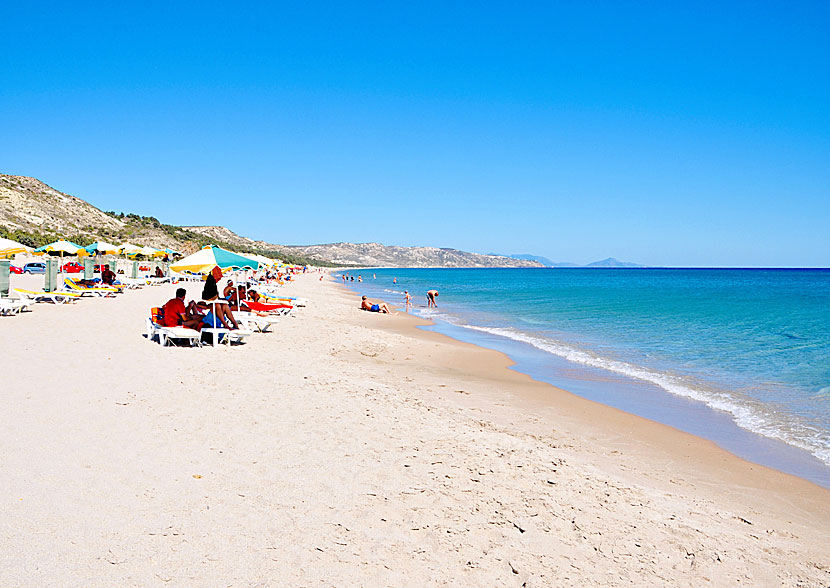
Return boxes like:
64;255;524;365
452;323;830;467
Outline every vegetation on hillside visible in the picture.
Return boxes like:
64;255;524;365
0;215;334;266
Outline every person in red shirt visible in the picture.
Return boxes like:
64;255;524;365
162;288;202;329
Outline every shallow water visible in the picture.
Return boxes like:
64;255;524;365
341;268;830;488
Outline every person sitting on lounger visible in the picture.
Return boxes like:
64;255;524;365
101;266;116;285
201;267;241;329
361;296;392;314
202;267;222;300
162;288;203;330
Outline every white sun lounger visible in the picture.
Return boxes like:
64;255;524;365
200;300;254;345
0;298;33;315
234;311;279;332
145;318;202;347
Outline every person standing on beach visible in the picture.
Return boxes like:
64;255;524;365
427;290;439;307
404;290;412;311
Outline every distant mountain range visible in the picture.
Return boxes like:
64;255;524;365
492;253;645;268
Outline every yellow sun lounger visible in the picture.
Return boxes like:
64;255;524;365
14;289;81;304
63;278;118;297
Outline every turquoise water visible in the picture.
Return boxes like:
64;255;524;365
342;268;830;484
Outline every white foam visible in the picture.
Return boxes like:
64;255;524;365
458;324;830;467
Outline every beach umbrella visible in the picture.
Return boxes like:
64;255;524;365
169;245;262;274
139;245;166;258
247;253;275;267
0;237;32;258
163;247;181;256
118;242;142;256
34;240;89;273
34;240;90;257
84;240;120;255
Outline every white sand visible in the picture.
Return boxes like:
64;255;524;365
1;273;828;586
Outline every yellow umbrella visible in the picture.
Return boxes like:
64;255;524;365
0;237;32;258
118;242;142;256
85;240;120;255
138;245;166;258
34;240;90;256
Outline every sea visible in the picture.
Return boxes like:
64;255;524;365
338;268;830;488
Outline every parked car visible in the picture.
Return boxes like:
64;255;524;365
23;262;46;274
61;262;84;273
9;265;23;274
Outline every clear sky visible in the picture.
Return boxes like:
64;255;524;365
2;2;828;266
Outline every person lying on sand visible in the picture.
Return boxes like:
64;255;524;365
361;296;392;314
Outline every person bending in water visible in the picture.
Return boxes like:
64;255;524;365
427;290;439;307
361;296;392;314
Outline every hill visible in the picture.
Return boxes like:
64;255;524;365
585;257;645;268
0;174;541;268
491;252;643;268
276;242;541;268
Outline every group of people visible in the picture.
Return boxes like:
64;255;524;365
160;266;296;331
359;287;438;314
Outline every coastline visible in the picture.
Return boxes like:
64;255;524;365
351;280;830;499
345;268;830;487
1;273;828;586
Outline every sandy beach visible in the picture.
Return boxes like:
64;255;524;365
1;273;828;587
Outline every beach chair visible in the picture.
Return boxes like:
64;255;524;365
234;311;279;333
243;300;294;316
0;297;33;315
199;300;254;345
14;289;80;304
146;308;202;347
63;278;118;297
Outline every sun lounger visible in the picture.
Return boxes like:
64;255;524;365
243;300;294;316
145;310;202;347
63;278;118;297
0;298;33;315
234;311;279;332
14;289;80;304
199;300;254;345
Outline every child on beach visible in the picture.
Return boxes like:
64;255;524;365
404;290;412;311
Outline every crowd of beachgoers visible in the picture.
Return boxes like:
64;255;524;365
0;238;314;346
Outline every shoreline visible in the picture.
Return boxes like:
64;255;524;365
344;270;830;488
350;280;830;500
2;272;828;585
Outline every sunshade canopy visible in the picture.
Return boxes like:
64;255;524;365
138;246;165;258
34;240;90;256
84;240;120;255
169;245;262;274
247;253;276;267
118;243;142;255
0;237;32;257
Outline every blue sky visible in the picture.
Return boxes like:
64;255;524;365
2;2;828;266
